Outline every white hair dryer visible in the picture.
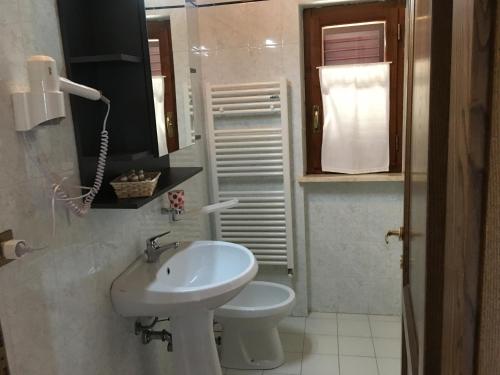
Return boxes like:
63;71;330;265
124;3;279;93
13;55;111;220
12;55;105;131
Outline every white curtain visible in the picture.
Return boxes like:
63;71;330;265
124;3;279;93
152;76;169;156
319;62;390;174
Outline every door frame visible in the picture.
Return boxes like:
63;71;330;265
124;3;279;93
475;3;500;370
402;0;454;373
440;0;497;374
147;19;180;153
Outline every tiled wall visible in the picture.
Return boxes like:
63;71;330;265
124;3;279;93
306;184;403;314
197;0;403;315
0;1;209;374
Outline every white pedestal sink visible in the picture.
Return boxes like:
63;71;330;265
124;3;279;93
111;241;258;375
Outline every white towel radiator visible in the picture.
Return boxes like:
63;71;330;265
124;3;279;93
205;79;294;274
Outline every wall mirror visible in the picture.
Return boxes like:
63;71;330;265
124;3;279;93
145;0;199;155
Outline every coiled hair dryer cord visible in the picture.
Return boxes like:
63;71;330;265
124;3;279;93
52;96;111;217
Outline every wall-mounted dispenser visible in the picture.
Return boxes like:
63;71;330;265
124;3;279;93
12;55;104;132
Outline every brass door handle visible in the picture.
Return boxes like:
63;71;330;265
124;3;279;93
166;112;176;138
312;105;320;133
385;227;404;244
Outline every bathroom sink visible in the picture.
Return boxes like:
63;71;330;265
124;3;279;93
111;240;257;316
111;240;258;375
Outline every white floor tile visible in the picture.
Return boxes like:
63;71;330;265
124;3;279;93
225;369;263;375
301;354;339;375
339;356;378;375
305;318;337;335
373;338;402;358
370;321;402;339
338;319;371;337
303;334;338;355
338;313;369;322
280;333;304;353
338;336;375;357
278;317;306;334
263;352;302;375
377;357;401;375
369;314;401;323
308;312;337;320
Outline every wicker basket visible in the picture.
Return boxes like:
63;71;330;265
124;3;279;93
110;172;161;199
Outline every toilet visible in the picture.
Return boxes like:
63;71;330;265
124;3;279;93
215;281;296;370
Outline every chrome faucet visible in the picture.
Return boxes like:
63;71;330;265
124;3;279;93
145;231;181;263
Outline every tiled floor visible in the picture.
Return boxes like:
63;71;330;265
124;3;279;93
222;313;402;375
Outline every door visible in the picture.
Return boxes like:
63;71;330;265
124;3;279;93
400;0;454;374
147;20;180;153
402;0;453;373
399;0;495;373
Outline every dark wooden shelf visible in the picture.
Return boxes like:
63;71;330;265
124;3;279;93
91;167;203;209
69;54;143;64
82;151;153;162
108;151;153;161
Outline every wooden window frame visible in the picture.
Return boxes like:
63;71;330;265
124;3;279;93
303;2;405;174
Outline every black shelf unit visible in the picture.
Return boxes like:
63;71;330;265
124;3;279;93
57;0;158;158
57;0;202;209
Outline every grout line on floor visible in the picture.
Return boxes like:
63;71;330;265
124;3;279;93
336;313;341;375
299;327;305;375
368;315;381;375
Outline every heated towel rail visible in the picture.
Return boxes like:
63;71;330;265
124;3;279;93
205;79;294;273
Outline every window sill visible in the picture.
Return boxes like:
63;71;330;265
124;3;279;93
298;173;404;184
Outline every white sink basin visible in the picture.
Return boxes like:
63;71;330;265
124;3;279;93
111;240;258;375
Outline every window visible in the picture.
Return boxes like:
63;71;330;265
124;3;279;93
303;3;405;174
148;39;162;76
323;21;386;65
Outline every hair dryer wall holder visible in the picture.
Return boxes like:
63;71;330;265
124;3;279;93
12;55;103;132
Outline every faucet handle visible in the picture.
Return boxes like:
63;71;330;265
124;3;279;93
147;231;171;247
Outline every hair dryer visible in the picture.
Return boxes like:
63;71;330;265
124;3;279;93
12;55;105;131
15;55;111;221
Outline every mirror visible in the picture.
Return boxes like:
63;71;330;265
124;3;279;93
145;0;197;155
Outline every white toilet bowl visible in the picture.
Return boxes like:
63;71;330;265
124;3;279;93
215;281;296;370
